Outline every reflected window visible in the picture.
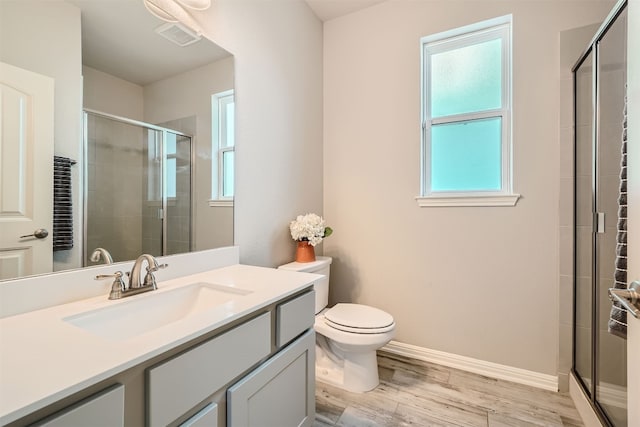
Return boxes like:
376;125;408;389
147;130;177;201
212;90;235;201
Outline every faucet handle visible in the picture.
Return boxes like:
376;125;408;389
147;263;168;273
95;271;126;300
143;263;168;289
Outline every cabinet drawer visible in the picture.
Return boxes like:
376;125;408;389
276;290;315;347
147;312;271;427
34;384;124;427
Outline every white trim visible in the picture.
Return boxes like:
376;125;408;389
208;199;234;207
382;340;557;391
569;372;604;427
416;193;520;207
420;14;512;45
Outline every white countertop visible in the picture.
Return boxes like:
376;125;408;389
0;264;318;425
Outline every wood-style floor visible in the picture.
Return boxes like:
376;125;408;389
314;351;583;427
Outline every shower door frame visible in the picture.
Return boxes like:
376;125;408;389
571;0;628;425
82;109;195;265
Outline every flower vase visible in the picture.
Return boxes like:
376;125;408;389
295;240;316;263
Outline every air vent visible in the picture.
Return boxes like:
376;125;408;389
154;22;201;47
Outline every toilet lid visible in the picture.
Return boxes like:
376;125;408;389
324;303;395;334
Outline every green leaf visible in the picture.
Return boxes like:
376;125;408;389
323;227;333;238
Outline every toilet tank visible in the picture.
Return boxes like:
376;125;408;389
278;256;332;314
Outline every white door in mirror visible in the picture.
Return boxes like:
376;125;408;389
0;62;54;280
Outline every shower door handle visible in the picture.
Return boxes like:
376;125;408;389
609;281;640;319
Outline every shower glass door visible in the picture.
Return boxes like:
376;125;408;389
573;2;627;425
84;112;192;265
595;6;627;425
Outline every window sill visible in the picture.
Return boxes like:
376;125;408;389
415;194;520;207
209;199;234;207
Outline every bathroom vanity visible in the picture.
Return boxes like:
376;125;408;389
0;248;318;427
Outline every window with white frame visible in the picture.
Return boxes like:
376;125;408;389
210;90;235;205
418;15;519;207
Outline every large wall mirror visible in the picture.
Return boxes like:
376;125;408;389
0;0;234;281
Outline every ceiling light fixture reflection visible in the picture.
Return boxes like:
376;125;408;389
142;0;211;34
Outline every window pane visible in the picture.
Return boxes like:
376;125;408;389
166;157;176;198
166;133;176;155
225;101;235;147
430;38;502;117
431;117;501;191
222;151;234;197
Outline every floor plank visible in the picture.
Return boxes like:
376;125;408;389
315;351;584;427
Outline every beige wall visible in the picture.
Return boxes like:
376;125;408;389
323;0;614;376
83;66;144;121
0;1;83;272
191;0;324;267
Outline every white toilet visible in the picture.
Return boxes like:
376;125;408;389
279;256;395;392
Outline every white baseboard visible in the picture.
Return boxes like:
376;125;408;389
381;340;558;392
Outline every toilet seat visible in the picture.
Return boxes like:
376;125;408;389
324;303;395;334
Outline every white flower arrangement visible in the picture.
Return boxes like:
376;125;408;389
289;213;333;247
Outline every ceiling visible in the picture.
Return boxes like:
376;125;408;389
68;0;230;86
304;0;387;21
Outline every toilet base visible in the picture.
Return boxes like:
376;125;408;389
315;338;380;392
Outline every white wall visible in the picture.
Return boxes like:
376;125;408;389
0;1;83;273
191;0;324;267
83;65;144;121
323;0;614;376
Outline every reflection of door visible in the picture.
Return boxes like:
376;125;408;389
627;1;639;423
0;62;54;279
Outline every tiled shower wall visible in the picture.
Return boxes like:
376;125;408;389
86;114;143;264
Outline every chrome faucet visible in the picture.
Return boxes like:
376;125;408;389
129;254;167;290
95;254;168;300
90;247;113;264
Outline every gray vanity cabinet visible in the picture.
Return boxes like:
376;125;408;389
33;384;125;427
227;330;315;427
16;289;315;427
147;289;316;427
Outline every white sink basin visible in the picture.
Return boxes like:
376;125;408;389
63;282;253;341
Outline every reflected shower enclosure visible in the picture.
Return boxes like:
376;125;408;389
84;111;192;265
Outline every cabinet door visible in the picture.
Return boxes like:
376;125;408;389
179;403;218;427
34;384;124;427
227;329;315;427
